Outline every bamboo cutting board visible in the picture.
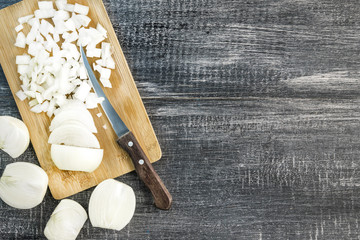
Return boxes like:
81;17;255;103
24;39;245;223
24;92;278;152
0;0;161;199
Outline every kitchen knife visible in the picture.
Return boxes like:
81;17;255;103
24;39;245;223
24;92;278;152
80;46;172;210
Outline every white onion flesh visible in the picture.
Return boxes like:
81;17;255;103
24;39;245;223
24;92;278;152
18;14;34;24
0;116;30;158
0;162;48;209
49;106;97;133
15;24;23;32
48;121;100;148
51;144;103;172
15;1;115;114
38;1;54;10
44;199;87;240
74;3;89;15
89;179;136;231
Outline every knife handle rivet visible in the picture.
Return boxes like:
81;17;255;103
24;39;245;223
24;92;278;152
128;141;134;147
139;159;144;165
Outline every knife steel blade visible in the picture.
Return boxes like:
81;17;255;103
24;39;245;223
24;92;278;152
80;46;172;210
80;47;128;137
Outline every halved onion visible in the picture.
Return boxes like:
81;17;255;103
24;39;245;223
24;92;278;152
0;116;30;158
44;199;87;240
0;162;48;209
89;179;136;231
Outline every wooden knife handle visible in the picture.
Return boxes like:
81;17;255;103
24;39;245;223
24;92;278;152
117;131;172;210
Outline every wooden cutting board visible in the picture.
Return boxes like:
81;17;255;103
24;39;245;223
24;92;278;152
0;0;161;199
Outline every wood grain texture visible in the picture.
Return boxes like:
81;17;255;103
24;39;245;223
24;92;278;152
0;0;161;200
2;0;360;239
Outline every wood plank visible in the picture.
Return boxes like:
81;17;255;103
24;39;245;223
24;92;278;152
2;0;360;239
0;0;161;199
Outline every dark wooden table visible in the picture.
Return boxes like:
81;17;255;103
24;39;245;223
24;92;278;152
1;0;360;239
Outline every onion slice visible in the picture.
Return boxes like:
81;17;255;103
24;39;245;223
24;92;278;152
51;144;103;172
48;121;100;148
49;107;97;133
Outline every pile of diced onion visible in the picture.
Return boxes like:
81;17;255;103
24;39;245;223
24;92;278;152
14;0;115;117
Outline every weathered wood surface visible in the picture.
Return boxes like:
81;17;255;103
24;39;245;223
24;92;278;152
1;0;360;239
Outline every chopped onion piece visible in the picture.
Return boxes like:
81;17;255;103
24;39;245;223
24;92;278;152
105;57;115;69
35;92;44;104
15;90;27;101
74;82;91;101
46;100;56;117
64;4;75;12
96;113;102;118
28;17;39;27
100;68;111;79
38;1;53;10
78;65;88;80
64;18;76;32
64;31;78;43
39;19;54;36
55;0;67;10
101;42;111;59
100;78;112;88
102;124;107;129
15;24;23;32
53;9;70;21
96;23;107;38
17;65;28;75
31;104;42;113
74;3;89;16
35;33;44;43
76;15;91;28
15;32;26;48
28;42;42;56
18;14;34;24
53;32;60;42
26;20;40;45
86;47;101;58
35;9;55;19
16;55;31;65
41;101;50;112
85;93;99;109
27;94;37;101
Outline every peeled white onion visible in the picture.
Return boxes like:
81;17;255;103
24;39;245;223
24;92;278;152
0;116;30;158
0;162;48;209
44;199;87;240
51;144;103;172
89;179;136;231
48;121;100;148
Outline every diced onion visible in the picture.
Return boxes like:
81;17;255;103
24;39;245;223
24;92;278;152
74;3;89;15
15;90;27;101
38;1;54;10
15;24;23;32
64;4;75;12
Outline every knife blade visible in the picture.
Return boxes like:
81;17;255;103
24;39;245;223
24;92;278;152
80;46;172;210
